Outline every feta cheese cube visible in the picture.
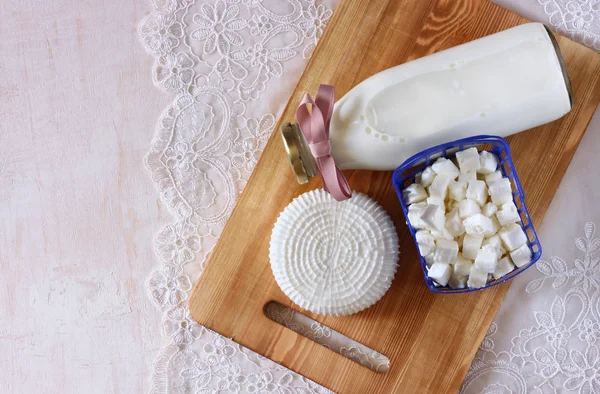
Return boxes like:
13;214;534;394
423;253;435;267
445;209;465;237
448;180;468;202
419;166;437;188
458;199;481;219
459;171;477;183
482;202;498;217
458;171;477;184
474;244;498;273
496;201;521;226
463;214;494;236
420;204;445;231
407;202;428;229
431;227;455;241
428;175;452;200
510;244;532;267
453;254;473;276
483;234;506;259
478;151;499;174
427;196;445;209
485;170;503;185
493;256;515;279
402;183;428;205
455;147;481;174
462;234;484;260
466;180;488;206
415;231;436;256
499;224;528;252
434;239;459;264
467;265;489;288
428;263;452;286
449;274;468;289
432;157;460;180
488;178;513;205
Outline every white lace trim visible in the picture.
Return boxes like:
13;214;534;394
138;0;340;392
538;0;600;50
461;222;600;394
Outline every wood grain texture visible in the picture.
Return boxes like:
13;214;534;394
189;0;600;392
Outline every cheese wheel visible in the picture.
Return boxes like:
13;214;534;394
269;189;399;316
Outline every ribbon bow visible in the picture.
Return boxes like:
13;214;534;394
296;84;351;201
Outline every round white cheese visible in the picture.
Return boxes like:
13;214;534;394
269;189;399;316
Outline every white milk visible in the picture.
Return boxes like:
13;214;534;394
283;23;572;181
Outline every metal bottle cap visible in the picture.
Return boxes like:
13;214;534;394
279;122;318;184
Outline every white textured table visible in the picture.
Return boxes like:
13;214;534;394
0;1;169;392
1;0;598;392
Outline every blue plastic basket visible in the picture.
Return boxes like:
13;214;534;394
392;135;542;293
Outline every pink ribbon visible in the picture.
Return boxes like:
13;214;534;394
296;85;351;201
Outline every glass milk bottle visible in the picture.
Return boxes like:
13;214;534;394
281;23;572;184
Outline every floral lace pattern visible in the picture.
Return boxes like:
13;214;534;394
461;223;600;394
139;0;340;392
538;0;600;50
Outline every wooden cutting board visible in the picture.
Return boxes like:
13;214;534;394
189;0;600;392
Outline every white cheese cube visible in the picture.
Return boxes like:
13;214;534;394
427;196;445;209
478;151;499;174
402;183;428;205
445;209;465;237
493;256;515;279
449;274;468;289
488;178;513;205
483;234;505;259
423;253;435;267
434;239;459;264
428;263;452;286
431;227;455;241
455;147;481;174
467;265;489;288
428;175;452;200
474;244;499;273
499;224;528;252
510;244;532;267
482;202;498;217
459;171;477;183
496;201;521;226
448;180;467;202
415;231;436;256
432;157;460;180
462;234;484;260
463;214;494;237
407;202;428;230
420;204;445;231
485;170;503;185
419;166;437;188
458;199;481;219
453;254;473;276
466;180;488;206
